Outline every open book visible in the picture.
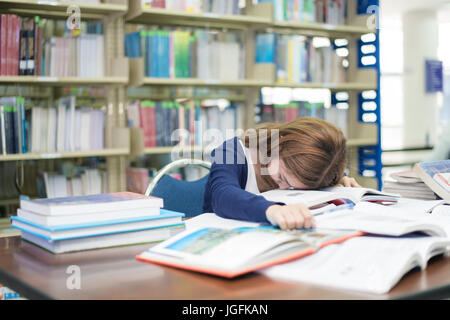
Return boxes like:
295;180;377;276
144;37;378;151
260;186;398;213
315;201;449;237
137;226;361;278
262;235;450;295
413;160;450;201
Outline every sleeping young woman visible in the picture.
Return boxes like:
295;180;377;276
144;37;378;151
203;117;361;231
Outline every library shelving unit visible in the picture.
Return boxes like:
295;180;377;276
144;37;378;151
124;0;382;189
0;0;131;209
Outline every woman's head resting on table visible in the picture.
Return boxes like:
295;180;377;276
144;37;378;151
242;117;348;190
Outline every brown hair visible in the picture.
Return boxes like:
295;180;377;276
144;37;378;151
241;117;347;190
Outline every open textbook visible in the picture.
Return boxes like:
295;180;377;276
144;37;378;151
137;226;361;278
262;235;450;295
315;201;449;237
260;186;398;213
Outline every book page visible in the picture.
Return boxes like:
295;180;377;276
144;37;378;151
315;202;447;237
262;236;448;294
323;186;397;203
149;227;307;269
184;213;260;231
146;226;355;270
259;189;337;207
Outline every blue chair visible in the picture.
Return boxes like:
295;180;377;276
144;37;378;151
144;159;211;218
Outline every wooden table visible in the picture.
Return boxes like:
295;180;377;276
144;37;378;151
0;236;449;300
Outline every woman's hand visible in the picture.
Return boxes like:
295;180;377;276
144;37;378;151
337;176;361;188
266;204;316;231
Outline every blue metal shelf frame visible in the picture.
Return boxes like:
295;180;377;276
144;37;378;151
356;0;382;189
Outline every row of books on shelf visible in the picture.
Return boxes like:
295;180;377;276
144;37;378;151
256;33;346;83
260;0;347;24
125;29;244;80
0;160;108;203
127;99;243;148
11;192;186;254
0;96;105;155
141;0;346;25
41;169;107;199
0;15;104;77
141;0;241;15
256;101;348;137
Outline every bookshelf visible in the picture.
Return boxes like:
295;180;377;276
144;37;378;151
124;0;382;190
0;148;129;161
0;0;383;214
0;76;128;86
0;0;130;214
0;0;128;18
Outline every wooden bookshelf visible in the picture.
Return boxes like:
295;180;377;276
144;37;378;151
347;138;378;148
0;0;128;20
125;2;271;30
143;146;204;155
271;21;374;38
0;76;128;86
139;77;375;91
0;148;130;162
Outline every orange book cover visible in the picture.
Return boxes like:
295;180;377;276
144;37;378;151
136;226;363;278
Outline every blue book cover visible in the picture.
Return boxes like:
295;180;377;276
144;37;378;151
13;219;185;242
162;31;170;78
145;31;152;77
151;31;159;77
11;208;185;233
124;32;141;58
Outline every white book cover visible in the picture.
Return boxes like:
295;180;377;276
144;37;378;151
96;35;104;77
39;108;48;152
30;107;40;153
20;225;184;254
46;107;57;152
79;107;91;150
56;100;66;152
17;206;161;227
71;177;83;197
219;42;239;81
73;109;82;151
20;192;164;216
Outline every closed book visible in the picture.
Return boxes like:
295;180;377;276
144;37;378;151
20;192;164;216
0;15;7;75
20;224;185;254
12;209;184;241
0;106;6;154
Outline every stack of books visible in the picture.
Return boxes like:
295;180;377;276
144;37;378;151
382;170;438;200
11;192;185;254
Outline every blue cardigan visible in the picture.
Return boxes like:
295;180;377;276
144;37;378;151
203;137;278;223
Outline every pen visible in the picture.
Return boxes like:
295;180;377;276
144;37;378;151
313;202;355;217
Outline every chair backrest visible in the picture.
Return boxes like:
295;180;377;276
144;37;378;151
145;159;211;218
